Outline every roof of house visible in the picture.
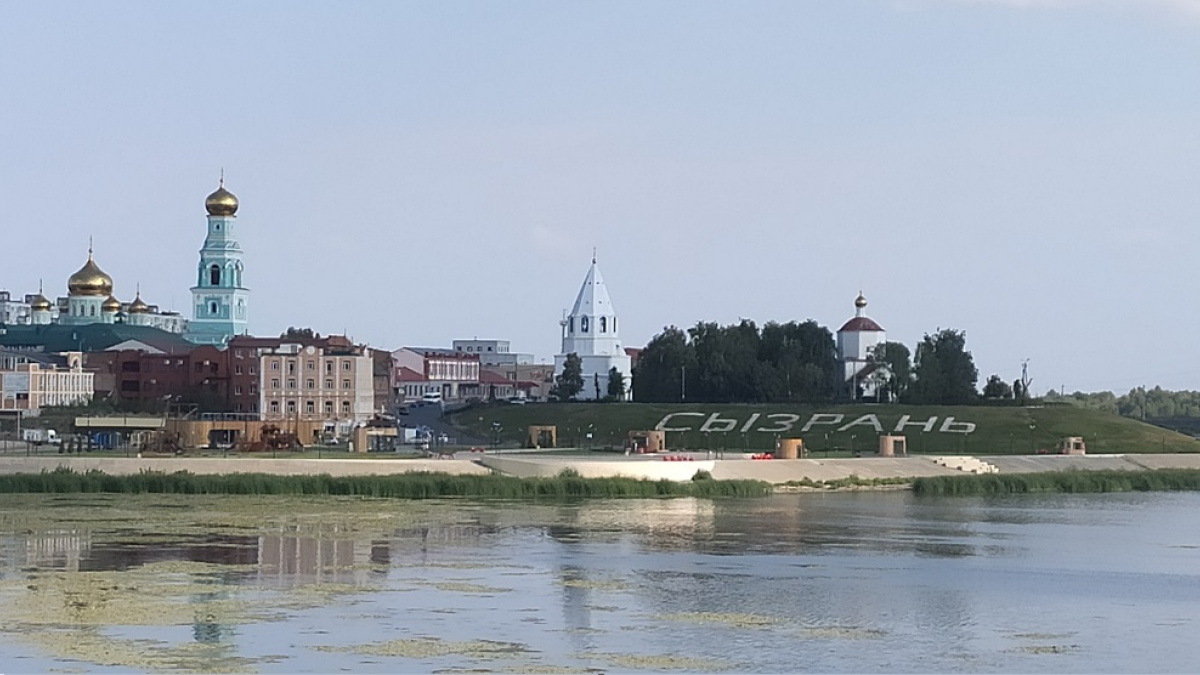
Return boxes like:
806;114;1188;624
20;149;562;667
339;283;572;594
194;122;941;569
0;323;199;355
394;366;427;382
838;317;885;333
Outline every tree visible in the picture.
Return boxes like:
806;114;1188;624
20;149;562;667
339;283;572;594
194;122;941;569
983;374;1013;400
593;372;601;401
909;329;979;404
867;341;912;403
632;326;696;403
607;367;626;400
554;353;584;401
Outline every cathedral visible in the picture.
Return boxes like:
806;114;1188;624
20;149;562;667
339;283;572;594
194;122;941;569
554;256;632;400
0;180;250;347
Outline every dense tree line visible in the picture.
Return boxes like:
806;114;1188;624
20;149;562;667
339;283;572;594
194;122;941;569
633;320;837;403
632;321;982;404
1045;387;1200;419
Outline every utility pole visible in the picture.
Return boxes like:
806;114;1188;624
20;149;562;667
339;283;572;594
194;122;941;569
681;366;686;402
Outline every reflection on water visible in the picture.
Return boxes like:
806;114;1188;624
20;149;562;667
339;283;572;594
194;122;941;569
0;492;1197;673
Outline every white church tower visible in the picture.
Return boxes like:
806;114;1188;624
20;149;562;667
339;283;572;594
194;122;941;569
837;292;886;399
554;255;632;400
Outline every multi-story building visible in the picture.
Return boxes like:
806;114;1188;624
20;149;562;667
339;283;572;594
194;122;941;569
479;362;556;401
0;350;93;413
257;342;374;429
392;347;480;403
451;339;534;366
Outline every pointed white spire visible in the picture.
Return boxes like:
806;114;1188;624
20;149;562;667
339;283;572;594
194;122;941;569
569;256;616;321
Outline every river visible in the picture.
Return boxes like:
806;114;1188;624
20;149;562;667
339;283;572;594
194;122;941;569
0;491;1196;673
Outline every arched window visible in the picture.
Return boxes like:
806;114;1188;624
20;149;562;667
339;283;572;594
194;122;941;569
210;302;218;315
210;264;221;286
569;317;574;333
600;317;607;333
581;316;589;333
612;317;617;333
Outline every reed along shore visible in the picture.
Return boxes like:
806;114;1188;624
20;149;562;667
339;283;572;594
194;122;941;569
0;468;773;499
912;469;1200;497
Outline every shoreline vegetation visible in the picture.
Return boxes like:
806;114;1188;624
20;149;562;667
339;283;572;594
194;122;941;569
0;468;773;499
912;469;1200;496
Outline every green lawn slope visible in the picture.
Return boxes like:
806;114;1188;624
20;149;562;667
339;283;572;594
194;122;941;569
448;402;1200;455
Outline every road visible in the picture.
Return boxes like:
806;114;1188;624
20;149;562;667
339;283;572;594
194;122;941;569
397;402;489;448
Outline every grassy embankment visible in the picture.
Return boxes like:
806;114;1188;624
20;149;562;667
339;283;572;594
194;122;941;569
912;469;1200;496
0;467;772;499
450;402;1199;455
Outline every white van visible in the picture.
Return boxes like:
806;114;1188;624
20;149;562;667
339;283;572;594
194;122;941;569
421;391;444;404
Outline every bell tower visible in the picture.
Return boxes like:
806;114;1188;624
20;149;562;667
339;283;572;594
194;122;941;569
185;175;250;345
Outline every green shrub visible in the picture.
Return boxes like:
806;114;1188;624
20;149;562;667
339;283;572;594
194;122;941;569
0;468;772;500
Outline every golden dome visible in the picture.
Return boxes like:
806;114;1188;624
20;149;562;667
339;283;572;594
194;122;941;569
854;292;868;309
205;178;239;216
102;295;121;313
128;294;151;314
30;293;52;311
67;250;114;297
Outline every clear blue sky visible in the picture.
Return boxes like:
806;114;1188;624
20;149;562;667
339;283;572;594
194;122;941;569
3;1;1199;394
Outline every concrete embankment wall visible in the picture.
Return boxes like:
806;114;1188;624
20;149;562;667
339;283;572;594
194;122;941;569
0;456;491;477
478;455;716;481
1;453;1198;484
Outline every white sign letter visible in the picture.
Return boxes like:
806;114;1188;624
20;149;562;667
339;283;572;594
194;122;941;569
801;413;844;432
894;415;938;433
655;412;705;432
757;413;800;434
939;417;976;434
699;413;739;433
838;414;884;433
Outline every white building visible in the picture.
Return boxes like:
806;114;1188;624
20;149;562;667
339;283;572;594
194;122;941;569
554;256;632;400
392;347;481;402
836;292;886;400
0;350;93;414
451;339;534;366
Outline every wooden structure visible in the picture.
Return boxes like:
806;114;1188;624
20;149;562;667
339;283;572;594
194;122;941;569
878;435;907;457
625;429;666;454
351;425;399;453
526;425;557;449
775;438;805;459
1057;437;1087;455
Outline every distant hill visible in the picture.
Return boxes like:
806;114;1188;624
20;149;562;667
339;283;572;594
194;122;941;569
447;402;1200;454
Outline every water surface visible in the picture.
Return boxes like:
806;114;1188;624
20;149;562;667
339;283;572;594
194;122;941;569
0;491;1196;673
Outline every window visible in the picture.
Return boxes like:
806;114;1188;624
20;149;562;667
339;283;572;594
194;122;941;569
305;400;315;414
581;316;589;333
250;384;258;395
325;379;333;389
271;361;279;371
210;264;221;286
342;379;351;389
270;400;279;414
287;361;295;374
234;386;243;395
210;302;217;315
249;366;256;375
306;378;315;389
342;400;351;414
287;378;295;389
569;317;574;333
600;317;607;333
286;401;296;414
325;362;333;374
324;401;333;415
234;365;243;375
612;317;617;332
271;378;279;388
342;361;350;371
307;360;315;370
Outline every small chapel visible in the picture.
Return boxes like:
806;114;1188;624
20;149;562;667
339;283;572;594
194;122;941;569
836;292;886;400
554;255;632;400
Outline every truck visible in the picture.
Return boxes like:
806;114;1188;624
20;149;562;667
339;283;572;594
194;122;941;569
22;429;60;446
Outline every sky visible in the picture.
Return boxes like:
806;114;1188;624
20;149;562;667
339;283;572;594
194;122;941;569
3;0;1200;395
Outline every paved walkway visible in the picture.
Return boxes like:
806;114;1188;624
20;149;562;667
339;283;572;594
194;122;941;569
0;452;1198;484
